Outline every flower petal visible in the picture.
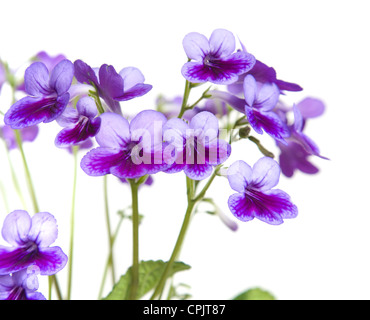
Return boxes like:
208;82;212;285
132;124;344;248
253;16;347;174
297;97;325;119
228;193;255;222
110;158;148;179
24;62;52;96
98;64;125;100
28;212;58;247
206;139;231;165
95;112;130;148
56;107;79;127
183;32;210;61
119;67;145;91
1;210;31;246
0;247;33;275
209;29;235;58
49;59;74;95
36;247;68;275
73;59;99;86
255;82;280;111
227;160;252;193
189;111;219;141
114;83;153;101
76;96;98;119
80;147;124;176
251;157;281;191
184;163;213;180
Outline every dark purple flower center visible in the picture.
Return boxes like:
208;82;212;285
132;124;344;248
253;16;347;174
6;286;28;300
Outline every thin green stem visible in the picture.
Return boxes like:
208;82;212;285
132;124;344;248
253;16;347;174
66;146;78;300
104;175;116;282
177;80;191;119
128;179;140;300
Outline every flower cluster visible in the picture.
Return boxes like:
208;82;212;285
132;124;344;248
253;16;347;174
0;28;327;300
0;210;67;300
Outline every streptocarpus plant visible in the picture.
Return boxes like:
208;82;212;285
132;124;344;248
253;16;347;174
0;28;327;300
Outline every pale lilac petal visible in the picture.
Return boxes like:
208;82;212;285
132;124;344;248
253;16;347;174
49;59;74;95
68;83;94;100
293;104;303;132
209;29;235;58
130;110;167;152
189;111;219;141
209;90;245;113
24;62;52;96
297;97;325;119
95;112;130;148
1;210;31;246
243;74;258;107
28;212;58;247
256;82;280;111
228;193;254;222
119;67;145;91
163;118;188;150
227;160;252;193
251;157;281;191
76;96;98;119
80;147;124;176
114;83;152;101
183;32;210;60
56;107;79;127
206;139;231;165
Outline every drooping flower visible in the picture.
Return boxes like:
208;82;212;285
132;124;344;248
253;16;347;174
4;60;74;129
74;60;152;115
81;110;167;179
0;125;39;150
163;111;231;180
181;29;256;85
227;158;298;225
0;269;45;300
243;74;289;142
0;210;68;276
55;96;101;147
277;97;327;177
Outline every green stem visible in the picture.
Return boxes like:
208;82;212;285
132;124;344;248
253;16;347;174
128;179;140;300
14;129;39;213
104;175;116;282
66;146;78;300
177;80;191;119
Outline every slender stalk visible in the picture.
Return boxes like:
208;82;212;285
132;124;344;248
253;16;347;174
66;146;78;300
104;175;116;282
177;80;191;119
128;179;140;300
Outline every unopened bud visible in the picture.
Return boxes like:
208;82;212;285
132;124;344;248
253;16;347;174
239;126;251;139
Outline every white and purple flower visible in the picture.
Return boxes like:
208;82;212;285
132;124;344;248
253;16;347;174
55;96;101;147
0;210;68;276
163;111;231;180
4;60;74;129
81;110;167;179
181;29;256;85
227;157;298;225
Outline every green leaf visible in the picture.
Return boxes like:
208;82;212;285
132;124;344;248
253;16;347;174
233;287;275;300
103;260;191;300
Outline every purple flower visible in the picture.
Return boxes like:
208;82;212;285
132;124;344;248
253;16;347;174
74;60;152;115
227;158;298;225
0;269;45;300
181;29;256;85
243;74;289;142
4;60;74;129
81;110;167;179
0;125;39;150
55;96;101;147
163;111;231;180
0;210;68;276
34;51;67;71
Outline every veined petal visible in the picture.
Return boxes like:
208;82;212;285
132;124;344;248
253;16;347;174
49;59;74;95
251;157;281;191
95;112;130;148
228;193;254;222
245;106;289;142
206;139;231;165
56;107;79;127
0;247;34;275
76;96;98;119
29;212;58;247
1;210;31;247
80;147;124;176
35;247;68;275
189;111;219;141
184;163;213;180
110;157;148;179
209;29;235;58
163;118;188;150
183;32;210;61
227;160;252;193
24;62;52;96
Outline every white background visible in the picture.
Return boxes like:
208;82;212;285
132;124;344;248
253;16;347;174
0;0;369;300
